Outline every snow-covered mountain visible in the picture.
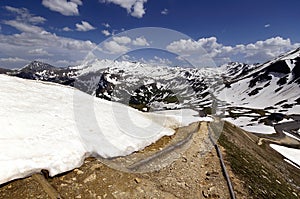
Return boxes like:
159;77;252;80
1;48;299;119
75;60;223;112
217;48;300;133
7;60;77;86
219;47;300;112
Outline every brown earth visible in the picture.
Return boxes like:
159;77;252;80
0;121;299;199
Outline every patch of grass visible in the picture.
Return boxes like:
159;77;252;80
219;133;298;199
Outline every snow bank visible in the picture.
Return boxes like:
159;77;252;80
270;144;300;168
224;117;275;134
0;75;204;185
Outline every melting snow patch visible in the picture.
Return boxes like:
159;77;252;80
242;124;275;134
270;144;300;169
284;159;300;170
283;131;300;142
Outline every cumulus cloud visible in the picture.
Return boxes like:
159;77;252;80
4;6;46;24
42;0;82;16
161;8;168;15
3;6;46;34
103;40;129;54
150;56;172;66
237;37;300;63
3;20;44;34
113;36;131;44
28;48;52;56
62;27;73;31
102;23;110;28
0;57;28;63
132;36;149;46
0;31;96;68
75;21;96;31
102;35;151;54
100;0;147;18
0;7;96;68
166;36;300;66
264;24;271;28
102;30;111;36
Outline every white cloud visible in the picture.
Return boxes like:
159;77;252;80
150;56;172;66
42;0;82;16
166;36;300;66
102;30;111;36
119;54;130;61
161;8;168;15
113;36;131;44
238;37;300;62
0;57;28;63
100;0;147;18
0;12;96;68
0;31;97;68
75;21;96;32
3;6;46;34
0;57;29;68
3;20;44;34
264;24;271;28
103;40;129;54
102;23;110;28
167;38;221;54
131;0;147;18
62;27;73;31
102;35;151;54
0;6;98;68
132;36;149;46
28;48;52;56
4;6;46;24
101;30;111;36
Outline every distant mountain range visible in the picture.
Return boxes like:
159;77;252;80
1;48;299;113
1;48;299;118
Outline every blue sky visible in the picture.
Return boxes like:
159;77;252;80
0;0;300;68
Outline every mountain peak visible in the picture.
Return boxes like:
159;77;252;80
21;60;56;72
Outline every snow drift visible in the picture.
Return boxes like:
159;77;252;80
0;74;206;185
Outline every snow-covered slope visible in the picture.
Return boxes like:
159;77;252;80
217;48;300;133
0;74;205;185
73;59;222;112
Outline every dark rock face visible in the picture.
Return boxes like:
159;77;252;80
267;113;286;122
0;68;12;74
249;72;272;88
292;57;300;83
20;61;56;73
221;48;300;97
95;73;119;101
248;87;263;96
223;62;253;80
267;60;291;74
248;60;291;88
129;83;179;112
